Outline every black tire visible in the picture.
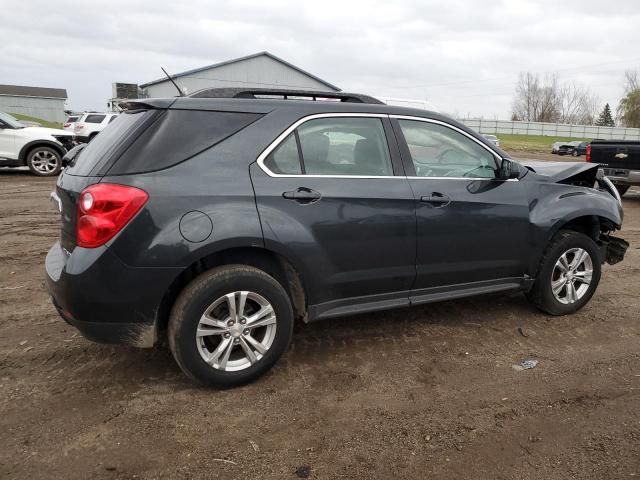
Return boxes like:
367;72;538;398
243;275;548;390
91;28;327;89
571;149;579;157
168;265;294;387
26;146;62;176
615;184;630;196
526;230;601;315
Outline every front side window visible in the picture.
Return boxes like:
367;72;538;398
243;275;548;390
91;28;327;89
263;117;394;176
398;120;497;178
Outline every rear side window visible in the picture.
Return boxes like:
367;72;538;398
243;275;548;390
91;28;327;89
65;110;157;176
84;114;106;123
107;110;262;175
263;117;393;176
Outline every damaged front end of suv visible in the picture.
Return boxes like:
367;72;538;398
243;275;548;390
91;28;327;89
519;160;629;266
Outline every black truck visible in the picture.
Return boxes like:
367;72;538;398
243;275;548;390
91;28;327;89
588;140;640;196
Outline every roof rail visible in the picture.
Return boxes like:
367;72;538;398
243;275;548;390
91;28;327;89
188;87;384;104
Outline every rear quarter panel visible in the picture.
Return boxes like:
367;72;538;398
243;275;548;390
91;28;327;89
103;136;265;269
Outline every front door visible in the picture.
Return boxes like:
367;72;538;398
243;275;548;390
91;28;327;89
392;117;530;296
250;114;416;317
0;122;16;160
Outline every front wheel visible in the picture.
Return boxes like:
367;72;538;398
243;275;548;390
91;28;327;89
168;265;294;387
526;231;601;315
27;146;61;176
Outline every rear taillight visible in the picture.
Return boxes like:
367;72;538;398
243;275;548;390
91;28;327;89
76;183;148;248
63;123;71;128
586;144;592;162
75;123;84;130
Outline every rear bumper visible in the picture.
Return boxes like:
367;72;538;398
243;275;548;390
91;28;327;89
601;168;640;186
45;241;181;347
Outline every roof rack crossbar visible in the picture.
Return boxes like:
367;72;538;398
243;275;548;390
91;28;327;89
188;87;383;104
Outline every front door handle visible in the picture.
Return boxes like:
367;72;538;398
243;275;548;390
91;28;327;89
420;192;451;207
283;187;322;204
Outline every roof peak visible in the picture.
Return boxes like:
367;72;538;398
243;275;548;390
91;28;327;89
139;51;340;91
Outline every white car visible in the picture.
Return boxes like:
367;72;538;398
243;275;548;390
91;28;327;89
482;134;500;147
63;115;81;133
74;112;119;142
0;111;75;176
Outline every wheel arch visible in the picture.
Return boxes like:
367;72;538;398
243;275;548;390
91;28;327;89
155;246;308;334
528;212;619;279
548;213;619;243
19;140;65;162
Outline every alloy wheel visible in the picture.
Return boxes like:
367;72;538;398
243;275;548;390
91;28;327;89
551;248;593;304
30;150;59;174
196;291;277;371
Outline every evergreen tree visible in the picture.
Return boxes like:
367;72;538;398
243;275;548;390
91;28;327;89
595;103;615;127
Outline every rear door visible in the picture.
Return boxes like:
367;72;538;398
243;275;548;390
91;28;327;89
250;113;417;317
391;116;530;297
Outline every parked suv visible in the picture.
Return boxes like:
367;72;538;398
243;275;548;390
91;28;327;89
46;89;628;387
0;111;75;176
73;112;119;142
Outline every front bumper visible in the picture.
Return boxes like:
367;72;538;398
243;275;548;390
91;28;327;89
45;241;180;347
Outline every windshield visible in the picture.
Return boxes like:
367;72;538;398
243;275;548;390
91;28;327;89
0;112;25;128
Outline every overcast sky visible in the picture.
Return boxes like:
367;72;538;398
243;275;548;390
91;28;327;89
2;0;639;118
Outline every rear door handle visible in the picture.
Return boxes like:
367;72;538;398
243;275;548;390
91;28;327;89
283;188;322;204
420;192;451;207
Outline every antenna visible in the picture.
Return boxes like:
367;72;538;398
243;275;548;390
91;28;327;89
161;67;184;97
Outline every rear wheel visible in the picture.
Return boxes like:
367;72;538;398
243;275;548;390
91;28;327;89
26;146;61;176
571;149;579;157
526;231;601;315
168;265;294;387
615;184;630;196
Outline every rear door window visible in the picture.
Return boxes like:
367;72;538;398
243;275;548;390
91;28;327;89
264;133;302;174
84;114;106;123
263;117;393;176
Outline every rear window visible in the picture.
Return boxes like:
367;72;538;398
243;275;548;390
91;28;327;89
84;114;106;123
106;110;262;175
64;110;158;176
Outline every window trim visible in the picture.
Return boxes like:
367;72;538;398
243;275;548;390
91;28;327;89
256;112;510;181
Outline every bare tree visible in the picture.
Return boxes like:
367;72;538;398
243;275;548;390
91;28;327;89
512;72;600;125
623;70;639;94
512;72;541;122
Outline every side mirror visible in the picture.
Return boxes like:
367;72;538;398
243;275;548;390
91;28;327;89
500;159;520;180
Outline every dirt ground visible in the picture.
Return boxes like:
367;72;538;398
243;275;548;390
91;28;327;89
1;156;639;479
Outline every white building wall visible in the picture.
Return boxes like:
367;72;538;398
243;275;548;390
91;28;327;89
0;95;66;123
460;118;640;141
143;55;335;98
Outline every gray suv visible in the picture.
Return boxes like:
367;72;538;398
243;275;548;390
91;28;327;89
46;88;628;387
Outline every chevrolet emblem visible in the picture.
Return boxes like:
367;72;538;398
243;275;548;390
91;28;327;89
615;153;628;159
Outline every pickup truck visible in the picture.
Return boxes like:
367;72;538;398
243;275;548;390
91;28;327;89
588;140;640;196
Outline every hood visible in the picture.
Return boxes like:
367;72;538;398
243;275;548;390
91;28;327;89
519;160;599;183
21;126;71;137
